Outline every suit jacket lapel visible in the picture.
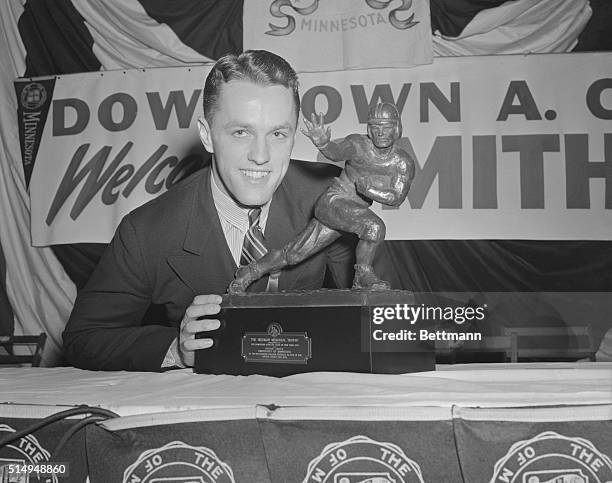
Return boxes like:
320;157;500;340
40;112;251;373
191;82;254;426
167;167;236;295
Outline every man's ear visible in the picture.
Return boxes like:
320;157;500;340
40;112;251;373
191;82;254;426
198;117;214;153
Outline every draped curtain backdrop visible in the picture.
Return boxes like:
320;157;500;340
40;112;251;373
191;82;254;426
0;0;610;364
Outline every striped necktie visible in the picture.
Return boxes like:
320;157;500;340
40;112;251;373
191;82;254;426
240;208;280;291
240;208;266;266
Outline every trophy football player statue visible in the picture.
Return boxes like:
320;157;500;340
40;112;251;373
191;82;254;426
228;101;415;294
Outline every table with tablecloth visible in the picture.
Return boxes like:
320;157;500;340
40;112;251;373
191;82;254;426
1;363;611;482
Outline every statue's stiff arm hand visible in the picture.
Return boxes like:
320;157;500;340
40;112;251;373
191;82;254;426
302;113;358;163
301;112;331;148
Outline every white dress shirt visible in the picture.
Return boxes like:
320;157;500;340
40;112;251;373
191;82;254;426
210;169;271;265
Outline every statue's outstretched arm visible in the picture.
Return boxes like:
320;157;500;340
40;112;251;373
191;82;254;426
301;113;356;162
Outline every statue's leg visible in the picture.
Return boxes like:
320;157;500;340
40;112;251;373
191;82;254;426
228;219;341;294
228;248;286;294
283;219;341;265
316;196;391;290
353;210;390;290
355;211;385;266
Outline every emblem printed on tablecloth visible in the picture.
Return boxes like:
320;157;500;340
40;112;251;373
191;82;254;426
123;441;235;483
0;424;59;483
303;435;424;483
490;431;612;483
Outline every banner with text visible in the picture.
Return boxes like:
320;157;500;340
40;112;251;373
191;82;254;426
243;0;433;72
16;53;612;246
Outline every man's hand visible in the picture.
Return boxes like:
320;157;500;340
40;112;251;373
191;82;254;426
301;112;331;148
178;294;222;367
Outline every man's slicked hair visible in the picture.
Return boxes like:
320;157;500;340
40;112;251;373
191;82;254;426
203;50;300;122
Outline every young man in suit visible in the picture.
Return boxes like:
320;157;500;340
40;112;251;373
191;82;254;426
62;50;355;371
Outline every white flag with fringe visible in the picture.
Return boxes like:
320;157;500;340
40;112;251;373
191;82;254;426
244;0;433;72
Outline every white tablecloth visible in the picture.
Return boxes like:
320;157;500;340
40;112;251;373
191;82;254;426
1;362;611;417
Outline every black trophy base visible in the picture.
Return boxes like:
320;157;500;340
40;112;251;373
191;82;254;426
194;289;435;377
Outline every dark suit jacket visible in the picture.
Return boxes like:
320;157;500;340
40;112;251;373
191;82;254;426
62;161;355;371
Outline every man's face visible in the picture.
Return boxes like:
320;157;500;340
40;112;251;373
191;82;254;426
199;80;297;207
367;121;397;149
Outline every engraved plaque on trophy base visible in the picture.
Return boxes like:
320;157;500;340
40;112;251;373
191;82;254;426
194;289;434;376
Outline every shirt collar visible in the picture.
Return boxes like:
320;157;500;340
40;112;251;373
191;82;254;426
210;167;271;230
